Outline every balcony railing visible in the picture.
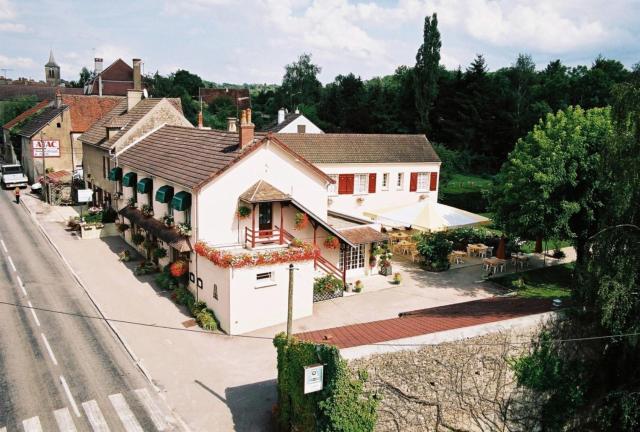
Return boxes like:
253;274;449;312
245;226;285;248
316;254;346;285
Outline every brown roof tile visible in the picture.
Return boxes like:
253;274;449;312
61;95;123;132
337;226;387;245
274;133;440;164
3;99;50;129
240;180;290;203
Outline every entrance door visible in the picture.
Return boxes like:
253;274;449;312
258;202;273;235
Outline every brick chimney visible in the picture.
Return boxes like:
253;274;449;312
227;117;237;132
132;58;142;91
127;89;143;111
278;108;286;124
55;89;62;108
197;111;203;128
94;58;103;74
239;108;254;149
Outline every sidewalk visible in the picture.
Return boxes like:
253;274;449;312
20;193;278;432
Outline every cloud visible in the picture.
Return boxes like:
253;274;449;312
0;54;35;69
0;0;15;20
0;21;25;32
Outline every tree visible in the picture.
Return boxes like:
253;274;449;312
280;53;322;110
414;13;441;133
67;67;91;88
489;106;613;262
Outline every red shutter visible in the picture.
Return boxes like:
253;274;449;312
338;174;354;195
430;172;438;191
368;173;376;193
409;172;418;192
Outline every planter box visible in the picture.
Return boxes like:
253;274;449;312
379;265;393;276
80;223;119;240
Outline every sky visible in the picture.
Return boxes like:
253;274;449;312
1;0;639;85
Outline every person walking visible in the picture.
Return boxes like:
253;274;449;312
14;187;20;204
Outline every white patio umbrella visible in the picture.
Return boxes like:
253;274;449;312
363;201;490;232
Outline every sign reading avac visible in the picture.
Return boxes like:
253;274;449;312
303;364;324;394
76;189;93;203
32;140;60;157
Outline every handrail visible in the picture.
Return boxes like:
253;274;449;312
245;226;284;247
316;254;341;275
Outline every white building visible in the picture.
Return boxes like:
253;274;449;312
264;108;324;134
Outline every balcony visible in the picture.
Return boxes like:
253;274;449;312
244;225;293;249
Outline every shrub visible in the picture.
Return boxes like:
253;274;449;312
117;223;130;233
392;272;402;284
314;275;343;295
131;233;144;245
153;247;167;259
191;300;207;316
417;231;453;272
552;249;566;259
101;207;118;223
196;309;218;331
118;250;131;262
141;204;154;217
154;272;173;290
354;280;363;293
133;260;157;275
170;260;188;278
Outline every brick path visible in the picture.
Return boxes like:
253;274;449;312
295;297;555;348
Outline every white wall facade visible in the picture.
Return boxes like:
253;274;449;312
320;162;441;219
277;115;324;134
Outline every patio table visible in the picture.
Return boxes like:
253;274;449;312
468;243;489;257
396;240;414;255
483;257;506;273
511;254;530;269
451;250;467;264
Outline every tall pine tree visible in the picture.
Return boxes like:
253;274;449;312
414;13;441;133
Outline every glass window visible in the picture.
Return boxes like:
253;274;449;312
339;244;365;270
417;172;429;191
354;174;368;194
328;174;338;195
382;173;389;190
396;173;404;190
255;271;275;288
185;209;191;225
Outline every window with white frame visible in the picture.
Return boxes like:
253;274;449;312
339;244;365;270
417;172;429;191
396;173;404;190
328;174;338;195
354;174;368;194
255;271;275;288
382;173;389;190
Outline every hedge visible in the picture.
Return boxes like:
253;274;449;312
273;333;379;431
439;190;489;213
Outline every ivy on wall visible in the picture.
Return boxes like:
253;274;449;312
273;333;379;431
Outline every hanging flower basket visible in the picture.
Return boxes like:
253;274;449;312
162;214;174;227
323;235;340;249
141;204;154;217
294;212;309;230
176;223;192;237
237;205;251;219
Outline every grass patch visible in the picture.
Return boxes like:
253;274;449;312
491;263;574;298
520;239;573;253
441;173;492;194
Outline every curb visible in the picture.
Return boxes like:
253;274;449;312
19;197;192;432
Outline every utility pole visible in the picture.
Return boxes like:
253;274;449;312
287;263;294;340
39;131;47;202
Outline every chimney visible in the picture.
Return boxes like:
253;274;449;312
132;58;142;91
94;58;103;74
278;107;286;124
227;117;237;132
127;89;143;111
239;109;255;149
55;89;62;108
197;111;203;128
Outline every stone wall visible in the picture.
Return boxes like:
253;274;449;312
349;329;539;431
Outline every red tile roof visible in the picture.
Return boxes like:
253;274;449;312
295;297;555;348
2;99;50;129
337;226;388;245
62;95;123;132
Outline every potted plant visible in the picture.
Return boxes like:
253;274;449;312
127;197;137;208
176;223;192;236
323;235;340;249
118;250;131;262
140;204;154;217
354;280;364;293
237;205;251;219
377;247;393;276
294;212;309;230
161;214;174;227
153;247;168;259
356;196;365;204
392;272;402;285
131;233;144;246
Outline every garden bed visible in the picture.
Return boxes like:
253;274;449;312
490;263;574;298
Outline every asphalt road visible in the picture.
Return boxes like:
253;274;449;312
0;189;181;432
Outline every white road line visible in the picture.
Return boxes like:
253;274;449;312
7;255;16;272
54;407;78;432
27;301;41;327
1;239;7;253
22;416;43;432
59;376;81;418
0;425;6;432
16;275;27;296
41;333;58;366
109;393;143;432
81;400;110;432
134;388;171;431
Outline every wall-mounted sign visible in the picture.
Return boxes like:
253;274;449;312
77;189;93;203
304;364;324;394
32;140;61;158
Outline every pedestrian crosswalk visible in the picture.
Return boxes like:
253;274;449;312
0;388;177;432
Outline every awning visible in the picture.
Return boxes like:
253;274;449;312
108;167;122;181
338;226;388;245
122;172;137;187
155;185;174;203
364;201;491;232
137;177;153;194
119;206;192;252
171;191;192;211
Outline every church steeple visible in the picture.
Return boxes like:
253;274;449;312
44;49;60;86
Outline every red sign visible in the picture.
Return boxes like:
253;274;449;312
32;140;60;158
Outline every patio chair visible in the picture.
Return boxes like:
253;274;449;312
411;249;421;263
486;246;493;257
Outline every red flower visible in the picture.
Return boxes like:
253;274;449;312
170;260;188;277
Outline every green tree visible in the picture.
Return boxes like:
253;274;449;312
489;106;613;262
280;53;322;110
414;13;441;133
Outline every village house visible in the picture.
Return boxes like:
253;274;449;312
84;58;141;96
3;91;122;182
78;86;189;206
264;108;324;134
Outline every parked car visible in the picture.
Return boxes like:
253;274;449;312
0;164;29;189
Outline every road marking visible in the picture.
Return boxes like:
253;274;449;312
27;301;41;327
22;416;43;432
16;275;27;296
109;393;143;432
135;388;171;431
0;426;6;432
59;375;81;418
54;407;78;432
81;400;110;432
0;239;7;253
41;333;58;366
7;255;16;272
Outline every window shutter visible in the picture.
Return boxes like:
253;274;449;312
409;172;418;192
430;172;438;191
339;174;354;195
368;173;376;193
